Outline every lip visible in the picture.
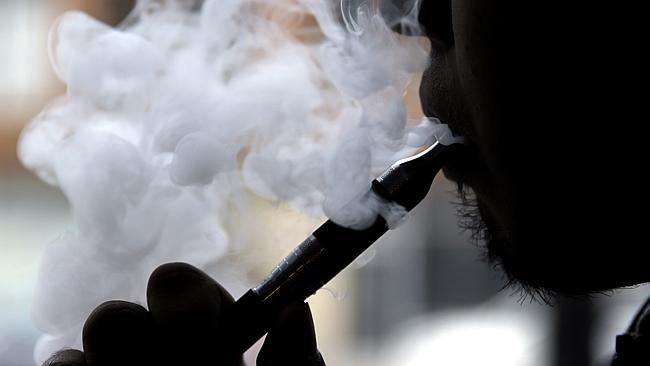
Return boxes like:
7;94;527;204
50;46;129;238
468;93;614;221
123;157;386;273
421;97;468;139
420;98;478;188
420;111;477;186
431;123;482;192
419;86;468;140
418;50;479;188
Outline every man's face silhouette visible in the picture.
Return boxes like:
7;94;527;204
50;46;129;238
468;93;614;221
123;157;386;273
417;0;649;295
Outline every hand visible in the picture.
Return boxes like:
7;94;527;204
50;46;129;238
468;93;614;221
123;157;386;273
42;262;326;366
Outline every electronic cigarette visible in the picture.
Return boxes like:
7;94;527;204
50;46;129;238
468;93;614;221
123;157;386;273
224;138;463;352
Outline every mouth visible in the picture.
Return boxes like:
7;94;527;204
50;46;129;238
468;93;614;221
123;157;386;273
422;112;477;188
420;90;470;137
421;103;479;189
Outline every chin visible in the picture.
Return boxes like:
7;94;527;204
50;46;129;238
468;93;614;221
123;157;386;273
451;184;648;299
485;228;650;298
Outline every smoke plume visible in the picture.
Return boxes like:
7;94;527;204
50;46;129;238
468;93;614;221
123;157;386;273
18;0;446;362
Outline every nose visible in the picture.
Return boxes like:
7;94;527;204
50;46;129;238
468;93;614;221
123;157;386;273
418;0;454;47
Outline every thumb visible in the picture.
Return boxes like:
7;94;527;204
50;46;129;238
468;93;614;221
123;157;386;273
146;262;241;365
257;302;326;366
42;349;86;366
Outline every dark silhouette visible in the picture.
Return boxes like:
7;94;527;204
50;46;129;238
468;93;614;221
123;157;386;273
45;263;325;366
45;0;650;365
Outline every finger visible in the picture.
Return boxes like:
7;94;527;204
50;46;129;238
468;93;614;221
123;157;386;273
146;262;242;365
42;349;86;366
257;302;326;366
82;300;157;366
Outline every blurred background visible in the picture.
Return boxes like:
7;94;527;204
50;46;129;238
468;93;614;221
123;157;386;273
1;1;647;365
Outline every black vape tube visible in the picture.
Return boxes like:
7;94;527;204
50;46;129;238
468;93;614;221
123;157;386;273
223;140;462;353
